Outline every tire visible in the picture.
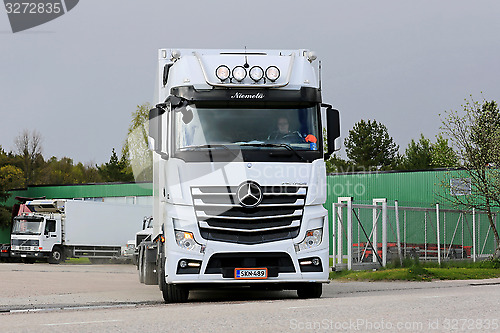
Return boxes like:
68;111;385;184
158;257;168;292
138;247;145;283
22;258;36;264
48;247;63;264
132;255;138;267
162;284;189;303
297;283;322;299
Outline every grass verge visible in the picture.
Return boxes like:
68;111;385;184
63;257;91;264
329;258;500;281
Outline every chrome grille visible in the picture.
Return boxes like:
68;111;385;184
191;185;306;244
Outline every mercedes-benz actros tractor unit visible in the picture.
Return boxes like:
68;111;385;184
139;49;340;302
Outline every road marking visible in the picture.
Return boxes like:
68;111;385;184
10;309;47;313
285;305;328;310
470;282;500;287
42;319;122;326
7;303;137;313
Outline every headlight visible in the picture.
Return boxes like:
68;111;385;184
175;230;203;252
294;228;323;252
232;66;247;82
249;66;264;82
216;65;230;81
265;66;280;82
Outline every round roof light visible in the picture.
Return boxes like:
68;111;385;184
216;65;230;81
232;66;247;82
249;66;264;82
265;66;280;82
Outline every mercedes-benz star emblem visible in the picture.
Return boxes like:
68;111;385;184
236;181;263;208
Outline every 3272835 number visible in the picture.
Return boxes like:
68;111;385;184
5;2;62;14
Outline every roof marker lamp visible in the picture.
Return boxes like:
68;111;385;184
265;66;280;82
232;66;247;82
249;66;264;82
216;65;230;81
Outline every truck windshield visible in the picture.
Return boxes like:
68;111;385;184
12;217;44;235
174;105;321;152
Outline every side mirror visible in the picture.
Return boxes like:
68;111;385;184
169;96;193;124
149;107;168;158
181;107;193;124
322;104;340;160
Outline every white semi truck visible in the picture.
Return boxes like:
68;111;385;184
138;49;340;302
10;199;150;263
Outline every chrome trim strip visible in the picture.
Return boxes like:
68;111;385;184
197;210;303;221
199;220;301;232
193;199;305;207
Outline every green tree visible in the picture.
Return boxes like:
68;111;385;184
401;134;433;170
400;134;459;171
0;145;8;166
0;164;23;227
122;103;152;182
38;157;103;185
0;165;24;196
431;134;459;168
344;119;399;171
98;148;134;182
14;129;43;186
440;97;500;258
73;162;103;183
325;154;355;174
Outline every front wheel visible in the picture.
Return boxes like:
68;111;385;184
162;284;189;303
297;283;322;299
48;247;64;264
22;258;36;264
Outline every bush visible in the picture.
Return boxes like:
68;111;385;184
0;205;11;228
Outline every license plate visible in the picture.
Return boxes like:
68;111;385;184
234;268;267;279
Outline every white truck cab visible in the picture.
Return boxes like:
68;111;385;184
11;200;65;263
140;49;340;302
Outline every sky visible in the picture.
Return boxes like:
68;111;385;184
1;1;499;165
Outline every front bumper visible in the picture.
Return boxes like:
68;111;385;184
10;251;49;259
165;239;329;285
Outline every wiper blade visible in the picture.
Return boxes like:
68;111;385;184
239;143;307;162
184;144;237;152
183;144;242;159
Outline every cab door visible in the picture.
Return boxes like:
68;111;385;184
41;218;61;252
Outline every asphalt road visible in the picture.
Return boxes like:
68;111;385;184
1;263;500;332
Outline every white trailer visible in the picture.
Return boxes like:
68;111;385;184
140;49;340;302
10;200;150;263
